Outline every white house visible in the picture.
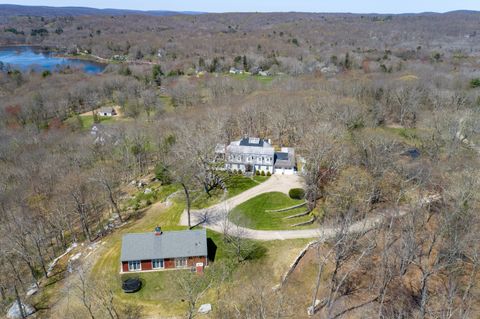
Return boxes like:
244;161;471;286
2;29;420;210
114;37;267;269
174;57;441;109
217;137;296;174
229;67;244;74
98;107;117;117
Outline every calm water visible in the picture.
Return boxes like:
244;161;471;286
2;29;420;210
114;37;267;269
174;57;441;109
0;46;106;74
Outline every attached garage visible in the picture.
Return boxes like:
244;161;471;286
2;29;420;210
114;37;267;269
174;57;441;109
274;148;296;175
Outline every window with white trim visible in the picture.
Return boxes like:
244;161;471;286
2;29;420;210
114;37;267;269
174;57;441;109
128;260;141;271
152;259;164;269
175;257;188;268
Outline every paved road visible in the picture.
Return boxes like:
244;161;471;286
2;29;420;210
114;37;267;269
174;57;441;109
179;175;412;241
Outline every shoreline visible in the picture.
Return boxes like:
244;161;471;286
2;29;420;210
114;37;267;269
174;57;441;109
0;43;161;66
0;46;107;65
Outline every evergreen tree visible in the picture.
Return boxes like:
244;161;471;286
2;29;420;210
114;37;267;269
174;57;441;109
152;65;163;86
243;55;248;71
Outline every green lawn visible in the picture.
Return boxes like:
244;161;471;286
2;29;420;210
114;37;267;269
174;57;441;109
227;73;275;83
64;114;115;130
226;175;259;197
230;192;314;230
191;175;263;209
252;175;270;183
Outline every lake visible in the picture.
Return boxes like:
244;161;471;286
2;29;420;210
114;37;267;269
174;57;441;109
0;46;106;74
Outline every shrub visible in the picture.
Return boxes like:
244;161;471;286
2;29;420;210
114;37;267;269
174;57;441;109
470;78;480;88
267;171;271;176
289;188;305;200
261;171;265;176
154;163;172;185
255;170;260;176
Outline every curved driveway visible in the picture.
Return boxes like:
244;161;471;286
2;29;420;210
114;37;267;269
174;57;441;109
179;175;409;241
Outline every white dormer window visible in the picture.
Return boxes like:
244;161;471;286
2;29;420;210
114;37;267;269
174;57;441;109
249;137;260;144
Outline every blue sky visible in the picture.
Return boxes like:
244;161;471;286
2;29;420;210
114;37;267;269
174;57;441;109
4;0;480;13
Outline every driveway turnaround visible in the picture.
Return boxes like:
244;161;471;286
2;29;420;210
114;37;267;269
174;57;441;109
179;175;409;241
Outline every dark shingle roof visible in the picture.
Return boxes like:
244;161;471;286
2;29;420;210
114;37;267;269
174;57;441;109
274;149;296;168
121;229;208;261
275;152;289;161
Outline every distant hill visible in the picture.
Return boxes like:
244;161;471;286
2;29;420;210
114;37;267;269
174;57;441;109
0;4;205;17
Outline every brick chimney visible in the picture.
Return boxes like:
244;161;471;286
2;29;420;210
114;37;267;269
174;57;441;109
154;226;163;236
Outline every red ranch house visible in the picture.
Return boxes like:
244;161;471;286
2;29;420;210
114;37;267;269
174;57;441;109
120;228;208;273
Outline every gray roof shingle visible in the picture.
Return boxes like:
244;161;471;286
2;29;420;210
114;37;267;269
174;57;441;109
121;229;208;261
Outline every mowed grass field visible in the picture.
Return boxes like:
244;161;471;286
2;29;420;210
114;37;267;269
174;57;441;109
229;192;314;230
191;174;263;209
64;114;115;129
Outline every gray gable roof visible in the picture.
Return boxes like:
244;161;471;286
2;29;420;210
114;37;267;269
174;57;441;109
121;229;208;262
98;107;115;113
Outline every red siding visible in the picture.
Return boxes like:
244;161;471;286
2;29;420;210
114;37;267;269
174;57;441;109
187;256;207;267
164;258;175;269
121;256;207;272
141;260;152;271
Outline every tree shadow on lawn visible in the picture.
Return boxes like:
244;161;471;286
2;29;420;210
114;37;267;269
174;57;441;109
43;269;67;287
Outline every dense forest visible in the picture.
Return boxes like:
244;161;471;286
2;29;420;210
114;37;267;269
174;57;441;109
0;8;479;319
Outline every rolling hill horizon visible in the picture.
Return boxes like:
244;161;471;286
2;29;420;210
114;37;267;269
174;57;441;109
0;4;479;17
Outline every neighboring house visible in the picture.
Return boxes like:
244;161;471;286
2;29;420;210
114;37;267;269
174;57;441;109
229;67;243;74
217;137;296;174
98;107;117;117
120;228;208;273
